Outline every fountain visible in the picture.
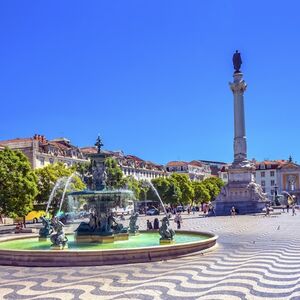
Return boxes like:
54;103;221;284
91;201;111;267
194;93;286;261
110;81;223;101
58;173;76;213
147;181;168;216
0;136;218;266
46;177;65;214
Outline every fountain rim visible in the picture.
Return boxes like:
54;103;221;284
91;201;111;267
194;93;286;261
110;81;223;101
0;230;218;253
0;231;218;266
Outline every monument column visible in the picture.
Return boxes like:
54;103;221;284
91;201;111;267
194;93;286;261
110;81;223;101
230;72;248;164
215;51;267;215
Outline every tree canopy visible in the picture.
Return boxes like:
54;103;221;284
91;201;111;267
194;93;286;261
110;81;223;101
0;148;38;218
192;181;210;204
34;162;85;213
105;157;126;188
151;174;224;205
170;173;194;205
201;177;225;201
151;176;182;205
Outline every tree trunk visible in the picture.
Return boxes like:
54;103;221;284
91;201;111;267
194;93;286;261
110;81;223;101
23;216;26;228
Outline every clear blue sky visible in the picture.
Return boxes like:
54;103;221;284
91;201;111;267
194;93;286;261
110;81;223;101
1;1;299;164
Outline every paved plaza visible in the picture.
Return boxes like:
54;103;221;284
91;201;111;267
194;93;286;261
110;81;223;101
1;212;300;300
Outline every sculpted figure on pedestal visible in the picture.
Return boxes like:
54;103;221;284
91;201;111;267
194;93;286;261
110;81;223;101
233;50;242;73
247;182;267;201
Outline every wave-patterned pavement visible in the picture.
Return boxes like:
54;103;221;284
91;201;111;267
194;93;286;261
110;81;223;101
1;213;300;300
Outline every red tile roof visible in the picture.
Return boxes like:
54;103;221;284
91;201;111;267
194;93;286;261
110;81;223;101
255;160;287;169
125;155;144;162
166;161;188;167
0;138;33;144
189;160;203;167
80;147;98;154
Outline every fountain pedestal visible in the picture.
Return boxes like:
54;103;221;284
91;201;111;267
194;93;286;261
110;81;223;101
38;237;48;242
160;239;174;244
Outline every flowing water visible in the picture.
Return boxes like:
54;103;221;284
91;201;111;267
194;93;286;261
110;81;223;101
147;181;168;216
46;178;66;214
58;173;75;213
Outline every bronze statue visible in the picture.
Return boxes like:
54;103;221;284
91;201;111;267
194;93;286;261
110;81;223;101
159;216;175;241
39;216;53;238
95;135;104;153
232;50;242;73
129;212;139;234
50;217;68;248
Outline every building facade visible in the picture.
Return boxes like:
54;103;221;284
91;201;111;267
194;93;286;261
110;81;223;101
165;160;211;181
0;135;88;169
81;147;167;181
220;159;300;203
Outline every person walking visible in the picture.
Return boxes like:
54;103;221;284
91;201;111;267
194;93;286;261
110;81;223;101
230;206;236;217
153;218;159;230
287;204;290;213
265;204;270;217
292;205;296;216
174;213;182;229
147;220;153;230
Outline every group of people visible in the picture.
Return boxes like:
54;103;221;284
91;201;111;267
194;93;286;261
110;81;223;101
147;213;183;230
283;204;297;216
147;218;159;230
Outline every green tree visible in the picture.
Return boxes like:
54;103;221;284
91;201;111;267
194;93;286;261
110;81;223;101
74;161;91;178
35;163;85;214
170;173;194;205
0;148;38;221
151;177;182;205
139;180;150;201
125;176;141;199
192;181;210;204
105;157;125;188
202;177;225;201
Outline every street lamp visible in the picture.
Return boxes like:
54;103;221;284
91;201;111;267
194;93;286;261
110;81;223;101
274;184;280;206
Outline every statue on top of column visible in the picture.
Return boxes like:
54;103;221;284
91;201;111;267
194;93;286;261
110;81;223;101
95;135;104;153
233;50;242;73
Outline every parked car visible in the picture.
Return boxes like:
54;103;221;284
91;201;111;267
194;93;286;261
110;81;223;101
146;208;159;215
176;206;185;212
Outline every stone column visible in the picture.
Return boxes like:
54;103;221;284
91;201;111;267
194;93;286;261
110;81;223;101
230;72;247;164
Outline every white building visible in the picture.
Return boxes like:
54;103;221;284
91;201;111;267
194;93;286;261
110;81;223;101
254;160;283;196
0;135;88;169
219;159;300;203
81;147;167;181
165;160;211;181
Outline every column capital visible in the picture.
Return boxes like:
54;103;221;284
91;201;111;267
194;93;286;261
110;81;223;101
229;72;247;94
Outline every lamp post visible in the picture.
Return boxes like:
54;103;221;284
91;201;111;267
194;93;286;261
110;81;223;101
274;184;280;206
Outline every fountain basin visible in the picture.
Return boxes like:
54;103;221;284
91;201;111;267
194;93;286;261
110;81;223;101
0;231;217;267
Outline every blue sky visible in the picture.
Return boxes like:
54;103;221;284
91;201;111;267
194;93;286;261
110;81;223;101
0;1;299;164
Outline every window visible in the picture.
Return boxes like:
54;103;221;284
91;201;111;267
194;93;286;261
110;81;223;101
271;190;274;195
261;180;265;186
40;157;45;166
49;158;54;164
261;172;265;177
271;180;275;186
270;171;275;177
